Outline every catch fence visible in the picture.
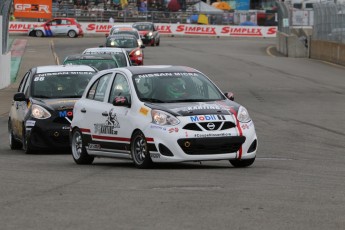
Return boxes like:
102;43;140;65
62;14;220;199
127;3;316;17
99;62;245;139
0;0;12;54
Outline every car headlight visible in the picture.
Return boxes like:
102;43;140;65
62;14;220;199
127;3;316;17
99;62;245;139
31;104;51;119
151;110;180;126
134;50;142;56
148;32;153;37
138;40;143;46
237;106;251;123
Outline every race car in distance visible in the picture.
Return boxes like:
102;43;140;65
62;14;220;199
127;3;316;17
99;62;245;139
109;26;143;47
105;34;144;65
28;18;83;38
63;53;128;70
132;22;160;46
8;65;97;154
82;47;132;67
70;65;257;168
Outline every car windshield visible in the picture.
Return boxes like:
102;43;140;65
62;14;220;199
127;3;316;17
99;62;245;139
82;51;128;67
133;24;153;31
106;37;138;48
31;71;95;99
133;72;225;103
112;30;139;39
64;59;118;70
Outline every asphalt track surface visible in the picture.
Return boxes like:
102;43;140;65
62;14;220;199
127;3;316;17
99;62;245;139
1;36;345;230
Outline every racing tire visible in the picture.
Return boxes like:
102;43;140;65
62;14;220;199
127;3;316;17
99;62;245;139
23;132;34;154
151;39;155;47
71;128;94;165
8;120;22;150
229;157;255;168
130;131;153;169
35;30;43;37
156;40;160;46
67;30;77;38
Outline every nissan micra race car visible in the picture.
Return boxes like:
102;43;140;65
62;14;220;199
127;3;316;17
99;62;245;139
70;66;257;168
8;65;97;154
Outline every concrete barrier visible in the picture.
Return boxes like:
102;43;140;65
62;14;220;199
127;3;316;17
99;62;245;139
310;40;345;66
276;29;309;58
0;52;11;89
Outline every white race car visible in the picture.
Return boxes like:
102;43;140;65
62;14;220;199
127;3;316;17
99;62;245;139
70;66;257;168
82;47;132;67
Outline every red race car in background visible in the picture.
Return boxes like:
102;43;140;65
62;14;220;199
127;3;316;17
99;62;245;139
28;18;83;38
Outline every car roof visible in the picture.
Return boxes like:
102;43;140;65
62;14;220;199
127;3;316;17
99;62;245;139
64;53;114;60
119;65;200;75
83;47;126;53
133;22;154;25
111;24;132;28
36;65;96;73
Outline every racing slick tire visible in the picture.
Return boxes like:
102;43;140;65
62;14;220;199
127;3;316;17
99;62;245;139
151;39;155;47
23;132;34;154
156;39;160;46
71;128;94;165
68;30;77;38
229;157;255;168
35;30;43;37
130;131;153;169
8;120;22;150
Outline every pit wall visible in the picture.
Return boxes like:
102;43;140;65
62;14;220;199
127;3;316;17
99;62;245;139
276;28;312;58
310;40;345;66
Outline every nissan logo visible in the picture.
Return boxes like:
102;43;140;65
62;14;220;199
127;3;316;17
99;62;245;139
207;123;215;130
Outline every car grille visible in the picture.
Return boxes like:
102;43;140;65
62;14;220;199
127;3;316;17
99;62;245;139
183;121;236;131
46;130;70;143
53;116;73;124
177;136;246;155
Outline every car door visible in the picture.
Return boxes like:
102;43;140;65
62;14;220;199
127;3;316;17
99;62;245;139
89;71;133;154
60;19;72;35
10;71;32;139
81;72;114;150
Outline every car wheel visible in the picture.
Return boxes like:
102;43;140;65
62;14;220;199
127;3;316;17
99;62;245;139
229;157;255;168
156;39;160;46
151;39;155;47
71;128;94;164
23;132;34;154
8;120;22;150
130;131;153;169
35;30;43;37
67;30;77;38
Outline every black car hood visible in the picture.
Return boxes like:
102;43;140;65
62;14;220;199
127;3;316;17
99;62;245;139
144;100;240;116
31;98;78;111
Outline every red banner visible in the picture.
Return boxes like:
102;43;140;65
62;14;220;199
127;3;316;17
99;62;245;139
13;0;52;19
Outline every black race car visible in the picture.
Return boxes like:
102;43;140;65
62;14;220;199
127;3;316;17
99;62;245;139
8;65;97;154
132;22;160;46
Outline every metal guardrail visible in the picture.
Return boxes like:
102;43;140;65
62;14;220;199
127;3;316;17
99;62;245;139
313;3;345;44
0;0;12;54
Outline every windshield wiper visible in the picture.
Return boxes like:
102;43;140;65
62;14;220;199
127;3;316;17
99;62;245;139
140;98;165;103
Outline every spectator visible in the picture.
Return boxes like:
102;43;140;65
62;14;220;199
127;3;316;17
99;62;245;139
109;16;114;23
81;0;89;10
74;0;81;9
57;0;64;9
139;0;147;12
112;0;121;10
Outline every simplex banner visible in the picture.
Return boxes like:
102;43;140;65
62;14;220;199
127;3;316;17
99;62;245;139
9;22;277;37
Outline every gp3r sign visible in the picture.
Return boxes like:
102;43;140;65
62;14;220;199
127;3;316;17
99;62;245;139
14;0;52;19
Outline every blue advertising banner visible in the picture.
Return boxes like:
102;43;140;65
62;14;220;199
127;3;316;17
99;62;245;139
236;0;250;10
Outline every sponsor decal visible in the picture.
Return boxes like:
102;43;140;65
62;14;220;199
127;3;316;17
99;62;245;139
150;125;167;131
58;110;73;117
168;127;179;133
156;25;172;34
221;26;263;37
241;121;253;130
86;24;113;32
137;72;198;78
9;23;39;32
88;143;101;149
190;115;225;122
194;133;231;138
36;71;94;78
62;126;70;130
150;153;160;158
139;107;149;116
94;108;120;135
176;25;217;35
114;96;126;104
26;120;36;127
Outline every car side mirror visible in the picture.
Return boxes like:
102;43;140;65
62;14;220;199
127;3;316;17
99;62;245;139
140;45;145;48
13;92;26;101
224;92;234;101
113;96;131;107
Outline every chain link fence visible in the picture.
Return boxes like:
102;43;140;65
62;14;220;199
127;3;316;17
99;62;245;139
0;0;12;55
313;3;345;44
276;1;290;34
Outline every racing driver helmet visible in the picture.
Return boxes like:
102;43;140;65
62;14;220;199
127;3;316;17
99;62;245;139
166;78;187;99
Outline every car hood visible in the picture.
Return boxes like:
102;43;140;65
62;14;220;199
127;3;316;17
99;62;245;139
31;98;78;111
144;100;240;116
124;47;136;53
